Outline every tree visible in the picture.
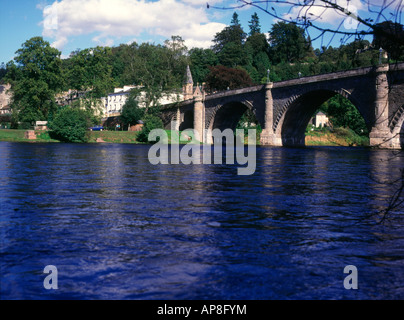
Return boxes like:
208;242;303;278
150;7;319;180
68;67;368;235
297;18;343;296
231;12;241;26
5;37;63;123
322;95;368;136
212;12;247;54
269;22;314;64
119;90;145;128
136;113;164;143
245;32;271;82
49;107;91;143
218;42;247;68
164;36;190;88
205;65;253;91
189;48;218;84
249;12;261;36
0;62;7;84
65;46;115;98
373;21;404;61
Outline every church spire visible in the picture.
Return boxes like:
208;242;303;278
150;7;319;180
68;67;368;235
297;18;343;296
184;65;193;85
183;65;194;100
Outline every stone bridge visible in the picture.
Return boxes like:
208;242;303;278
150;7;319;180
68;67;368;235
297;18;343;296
161;63;404;148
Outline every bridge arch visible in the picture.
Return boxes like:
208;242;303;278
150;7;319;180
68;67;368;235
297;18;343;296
274;89;370;146
390;104;404;133
390;104;404;148
207;100;261;131
179;110;193;131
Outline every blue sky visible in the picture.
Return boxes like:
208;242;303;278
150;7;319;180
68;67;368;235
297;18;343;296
1;0;396;64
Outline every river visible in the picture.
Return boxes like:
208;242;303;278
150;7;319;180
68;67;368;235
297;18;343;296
0;142;403;299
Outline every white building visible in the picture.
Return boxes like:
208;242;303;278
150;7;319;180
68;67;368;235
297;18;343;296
312;111;329;128
0;84;12;114
101;85;183;117
101;85;137;117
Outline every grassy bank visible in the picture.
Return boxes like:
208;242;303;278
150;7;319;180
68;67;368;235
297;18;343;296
305;126;369;147
0;129;196;144
1;127;369;146
0;129;60;142
90;130;140;143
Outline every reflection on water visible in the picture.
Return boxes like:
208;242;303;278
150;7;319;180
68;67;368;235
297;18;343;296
0;142;403;299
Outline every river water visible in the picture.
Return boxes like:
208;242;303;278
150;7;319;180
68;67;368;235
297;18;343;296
0;142;403;300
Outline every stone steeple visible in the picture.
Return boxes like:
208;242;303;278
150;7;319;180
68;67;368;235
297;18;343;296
183;65;194;100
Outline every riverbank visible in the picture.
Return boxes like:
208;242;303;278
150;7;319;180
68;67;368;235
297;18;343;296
0;128;369;146
305;127;369;147
0;129;141;144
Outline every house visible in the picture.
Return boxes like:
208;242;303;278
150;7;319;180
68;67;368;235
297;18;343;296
312;111;329;128
101;85;138;117
101;85;183;117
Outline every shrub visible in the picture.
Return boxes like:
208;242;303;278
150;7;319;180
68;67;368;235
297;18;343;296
136;114;164;143
49;107;91;143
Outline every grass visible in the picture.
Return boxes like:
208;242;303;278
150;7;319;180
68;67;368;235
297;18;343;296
0;129;59;142
1;127;369;147
89;130;140;144
305;125;369;146
91;130;200;144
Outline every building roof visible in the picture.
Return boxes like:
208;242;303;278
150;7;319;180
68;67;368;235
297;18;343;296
316;111;326;116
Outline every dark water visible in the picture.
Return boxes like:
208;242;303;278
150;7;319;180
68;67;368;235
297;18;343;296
0;142;403;300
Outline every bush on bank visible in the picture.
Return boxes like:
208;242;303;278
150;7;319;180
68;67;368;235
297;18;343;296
49;107;91;143
136;114;164;143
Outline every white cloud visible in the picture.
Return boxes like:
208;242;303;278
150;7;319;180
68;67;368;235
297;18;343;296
283;0;365;27
41;0;226;50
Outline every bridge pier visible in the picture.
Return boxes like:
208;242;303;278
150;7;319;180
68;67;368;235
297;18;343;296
260;82;282;146
369;64;394;148
193;87;205;143
173;107;181;131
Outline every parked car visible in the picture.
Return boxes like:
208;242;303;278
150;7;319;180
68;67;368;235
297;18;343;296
90;126;104;131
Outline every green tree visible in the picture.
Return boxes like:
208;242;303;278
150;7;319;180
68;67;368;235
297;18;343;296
65;46;115;98
373;21;404;61
212;12;247;54
119;90;145;128
205;65;253;91
164;36;190;88
218;42;247;68
5;37;63;123
268;22;314;64
189;48;218;84
136;113;164;143
248;12;261;36
0;62;7;84
322;95;368;136
244;32;270;82
49;107;91;143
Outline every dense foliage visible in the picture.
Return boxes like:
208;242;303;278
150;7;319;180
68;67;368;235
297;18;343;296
136;114;164;143
322;95;369;136
49;107;91;143
5;37;63;123
205;65;253;91
119;91;145;128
